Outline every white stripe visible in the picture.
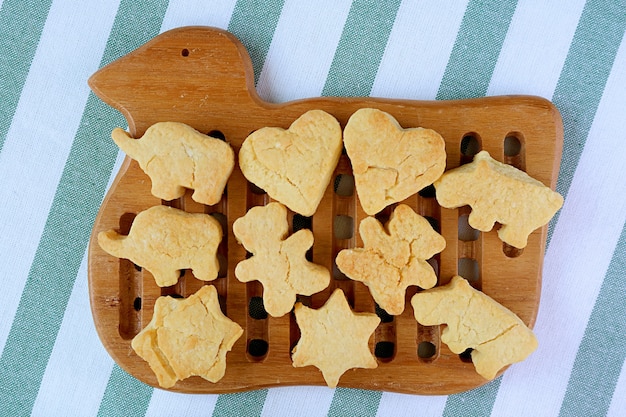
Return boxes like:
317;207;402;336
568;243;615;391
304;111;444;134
142;2;238;412
261;387;334;417
30;250;115;417
255;0;352;103
487;0;586;97
607;359;626;417
0;0;120;355
491;30;626;417
159;0;236;32
370;0;468;100
376;392;447;417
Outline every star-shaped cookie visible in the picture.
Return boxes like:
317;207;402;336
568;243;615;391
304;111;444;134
291;289;380;388
233;202;330;317
335;204;446;315
131;285;243;388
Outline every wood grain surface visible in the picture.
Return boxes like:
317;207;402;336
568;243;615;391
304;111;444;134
87;26;563;394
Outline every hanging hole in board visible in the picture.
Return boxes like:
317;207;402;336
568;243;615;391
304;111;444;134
417;341;437;359
181;48;189;57
207;130;226;141
334;215;354;240
334;174;355;197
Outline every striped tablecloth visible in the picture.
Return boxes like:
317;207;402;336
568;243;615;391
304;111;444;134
1;1;625;416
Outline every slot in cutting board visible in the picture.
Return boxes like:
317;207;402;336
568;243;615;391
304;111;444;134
88;26;563;394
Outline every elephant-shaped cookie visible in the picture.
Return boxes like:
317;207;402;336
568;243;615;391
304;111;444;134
112;121;234;205
98;205;222;287
434;151;563;248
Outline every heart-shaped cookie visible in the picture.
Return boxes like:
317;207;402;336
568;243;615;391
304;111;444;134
344;108;446;215
239;110;342;216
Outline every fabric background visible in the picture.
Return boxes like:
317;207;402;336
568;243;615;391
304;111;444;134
1;0;625;416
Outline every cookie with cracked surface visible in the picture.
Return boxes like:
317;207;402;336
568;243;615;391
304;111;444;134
411;276;538;380
112;121;234;205
233;202;331;317
336;204;445;315
291;288;380;388
131;285;243;388
238;110;342;216
98;205;222;287
434;150;563;248
343;108;446;215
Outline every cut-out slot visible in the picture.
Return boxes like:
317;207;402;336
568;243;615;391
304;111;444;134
459;348;474;363
334;215;354;240
246;281;269;362
458;258;480;289
247;339;269;360
418;184;436;199
375;341;395;361
248;182;266;196
334;173;355;197
118;259;143;340
248;296;268;320
504;133;526;171
207;129;226;141
293;214;312;232
375;304;394;324
458;214;479;241
375;321;396;363
503;242;524;258
161;272;186;297
460;133;481;164
417;324;440;362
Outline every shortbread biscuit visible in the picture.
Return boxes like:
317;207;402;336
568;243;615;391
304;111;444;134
131;285;243;388
291;289;380;388
336;204;445;315
112;122;234;205
343;108;446;215
411;276;538;380
238;110;342;216
434;150;563;248
98;205;222;287
233;202;330;317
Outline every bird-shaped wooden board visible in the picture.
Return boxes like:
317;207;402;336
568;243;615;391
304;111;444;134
87;26;563;394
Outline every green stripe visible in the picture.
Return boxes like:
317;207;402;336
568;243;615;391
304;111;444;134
97;365;154;417
0;0;169;415
227;0;286;85
321;2;401;415
0;0;53;153
438;1;518;414
321;0;402;97
212;390;268;417
558;220;626;417
547;0;626;243
436;0;518;100
328;388;382;417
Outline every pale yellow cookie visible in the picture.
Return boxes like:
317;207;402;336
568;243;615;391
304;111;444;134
291;289;380;388
411;276;538;380
434;150;563;248
112;122;234;205
343;108;446;215
233;202;330;317
238;110;342;216
98;205;222;287
336;204;445;315
131;285;243;388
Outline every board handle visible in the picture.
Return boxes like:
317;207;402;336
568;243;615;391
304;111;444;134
88;26;265;137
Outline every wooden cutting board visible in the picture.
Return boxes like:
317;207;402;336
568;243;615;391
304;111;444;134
87;26;563;394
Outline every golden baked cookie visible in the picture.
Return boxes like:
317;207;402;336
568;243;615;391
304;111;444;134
336;204;446;315
238;110;342;216
343;108;446;215
98;205;222;287
434;150;563;248
112;122;234;205
233;202;330;317
131;285;243;388
291;289;380;388
411;276;538;380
